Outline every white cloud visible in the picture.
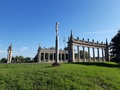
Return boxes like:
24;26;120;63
20;47;28;51
84;30;116;35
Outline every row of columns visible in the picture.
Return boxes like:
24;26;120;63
38;52;67;62
77;46;105;62
68;30;110;62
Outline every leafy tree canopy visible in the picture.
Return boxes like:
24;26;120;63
110;30;120;63
0;58;7;63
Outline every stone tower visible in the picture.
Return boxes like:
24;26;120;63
7;43;12;63
68;30;75;62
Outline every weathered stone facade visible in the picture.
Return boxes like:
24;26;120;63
36;47;68;62
67;30;110;62
36;30;110;63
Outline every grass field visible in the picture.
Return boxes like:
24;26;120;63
0;62;120;90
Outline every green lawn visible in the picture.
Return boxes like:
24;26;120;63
0;62;120;90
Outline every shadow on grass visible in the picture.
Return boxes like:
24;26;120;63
45;65;61;68
45;66;53;68
69;62;120;68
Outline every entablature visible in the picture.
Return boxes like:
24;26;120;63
38;49;68;53
68;38;106;49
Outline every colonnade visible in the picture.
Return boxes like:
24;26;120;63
37;50;68;62
76;46;105;62
67;30;110;62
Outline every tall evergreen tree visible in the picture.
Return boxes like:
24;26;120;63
110;30;120;63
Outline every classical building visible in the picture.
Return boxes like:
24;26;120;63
35;30;110;63
67;30;110;62
35;46;68;62
35;32;110;63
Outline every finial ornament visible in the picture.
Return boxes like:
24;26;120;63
9;43;12;50
56;22;59;35
71;29;72;36
38;44;41;49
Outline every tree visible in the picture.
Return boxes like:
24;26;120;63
0;58;7;63
14;56;19;62
25;57;31;62
14;56;25;63
110;30;120;63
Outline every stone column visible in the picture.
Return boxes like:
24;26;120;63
97;48;100;61
93;48;95;62
38;52;41;63
104;49;107;61
55;22;59;63
83;46;86;62
39;52;41;62
48;53;50;62
64;53;66;61
105;38;110;61
102;49;105;62
105;48;110;61
68;43;75;62
44;53;45;62
52;53;54;62
77;46;80;62
88;47;91;62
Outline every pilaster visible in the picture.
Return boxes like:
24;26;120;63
77;46;80;62
93;48;95;62
68;43;75;62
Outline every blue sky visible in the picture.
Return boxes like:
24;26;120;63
0;0;120;59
